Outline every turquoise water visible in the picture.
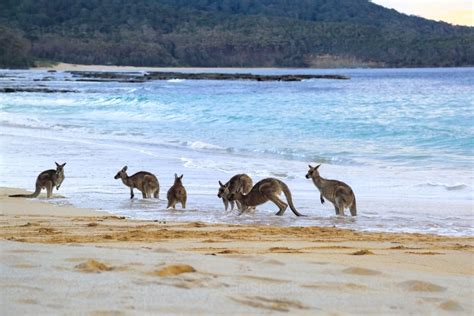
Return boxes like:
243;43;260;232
0;68;473;235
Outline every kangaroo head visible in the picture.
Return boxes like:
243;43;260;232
115;166;128;179
174;173;184;184
55;162;66;174
217;180;229;198
306;164;321;179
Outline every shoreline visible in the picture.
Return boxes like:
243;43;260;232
1;186;473;314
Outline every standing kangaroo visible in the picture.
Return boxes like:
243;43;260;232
9;162;66;199
217;174;253;211
306;164;357;216
228;178;303;216
114;166;159;199
167;174;187;209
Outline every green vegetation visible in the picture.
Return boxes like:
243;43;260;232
0;0;473;68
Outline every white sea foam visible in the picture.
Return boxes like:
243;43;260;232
185;141;227;151
416;182;469;191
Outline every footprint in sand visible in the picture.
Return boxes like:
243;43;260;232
342;267;381;276
398;280;446;292
74;259;114;273
230;295;310;312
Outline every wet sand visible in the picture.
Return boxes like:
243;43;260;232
1;187;473;314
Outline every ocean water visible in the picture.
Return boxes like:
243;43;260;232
0;67;473;236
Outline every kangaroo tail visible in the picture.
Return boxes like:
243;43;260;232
9;184;41;198
279;180;304;216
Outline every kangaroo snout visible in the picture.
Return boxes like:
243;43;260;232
305;174;310;179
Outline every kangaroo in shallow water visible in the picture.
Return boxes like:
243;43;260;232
167;174;187;209
217;174;253;211
9;162;66;199
306;164;357;216
114;166;159;199
228;178;303;216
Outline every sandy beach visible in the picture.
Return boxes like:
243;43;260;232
1;187;472;315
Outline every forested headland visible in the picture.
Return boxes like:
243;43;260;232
1;0;473;68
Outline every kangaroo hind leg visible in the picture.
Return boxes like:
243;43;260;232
269;194;288;216
46;181;53;198
335;196;345;216
349;200;357;216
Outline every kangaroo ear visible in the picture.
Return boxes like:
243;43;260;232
61;162;66;167
219;180;224;187
308;164;313;169
55;162;59;167
122;166;128;172
180;174;183;179
174;173;178;179
315;164;321;170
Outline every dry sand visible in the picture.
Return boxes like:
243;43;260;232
1;187;473;315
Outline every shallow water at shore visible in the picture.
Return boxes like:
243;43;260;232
0;67;473;236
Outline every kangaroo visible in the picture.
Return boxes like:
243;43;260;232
228;178;303;216
9;162;66;199
114;166;159;199
217;174;253;211
306;164;357;216
167;174;187;209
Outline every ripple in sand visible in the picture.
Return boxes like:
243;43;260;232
240;275;290;284
151;264;196;277
267;247;301;253
16;298;38;305
439;300;463;311
351;249;374;255
74;259;114;273
12;263;39;269
302;282;369;291
398;280;446;292
342;267;381;276
230;295;309;312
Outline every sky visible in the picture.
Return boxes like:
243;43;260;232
372;0;473;26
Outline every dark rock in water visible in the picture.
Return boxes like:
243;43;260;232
67;71;349;82
0;87;77;93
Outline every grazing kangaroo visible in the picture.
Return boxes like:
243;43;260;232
9;162;66;199
114;166;159;199
217;174;253;211
167;174;187;209
228;178;303;216
305;164;357;216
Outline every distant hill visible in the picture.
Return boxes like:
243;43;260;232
1;0;473;68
